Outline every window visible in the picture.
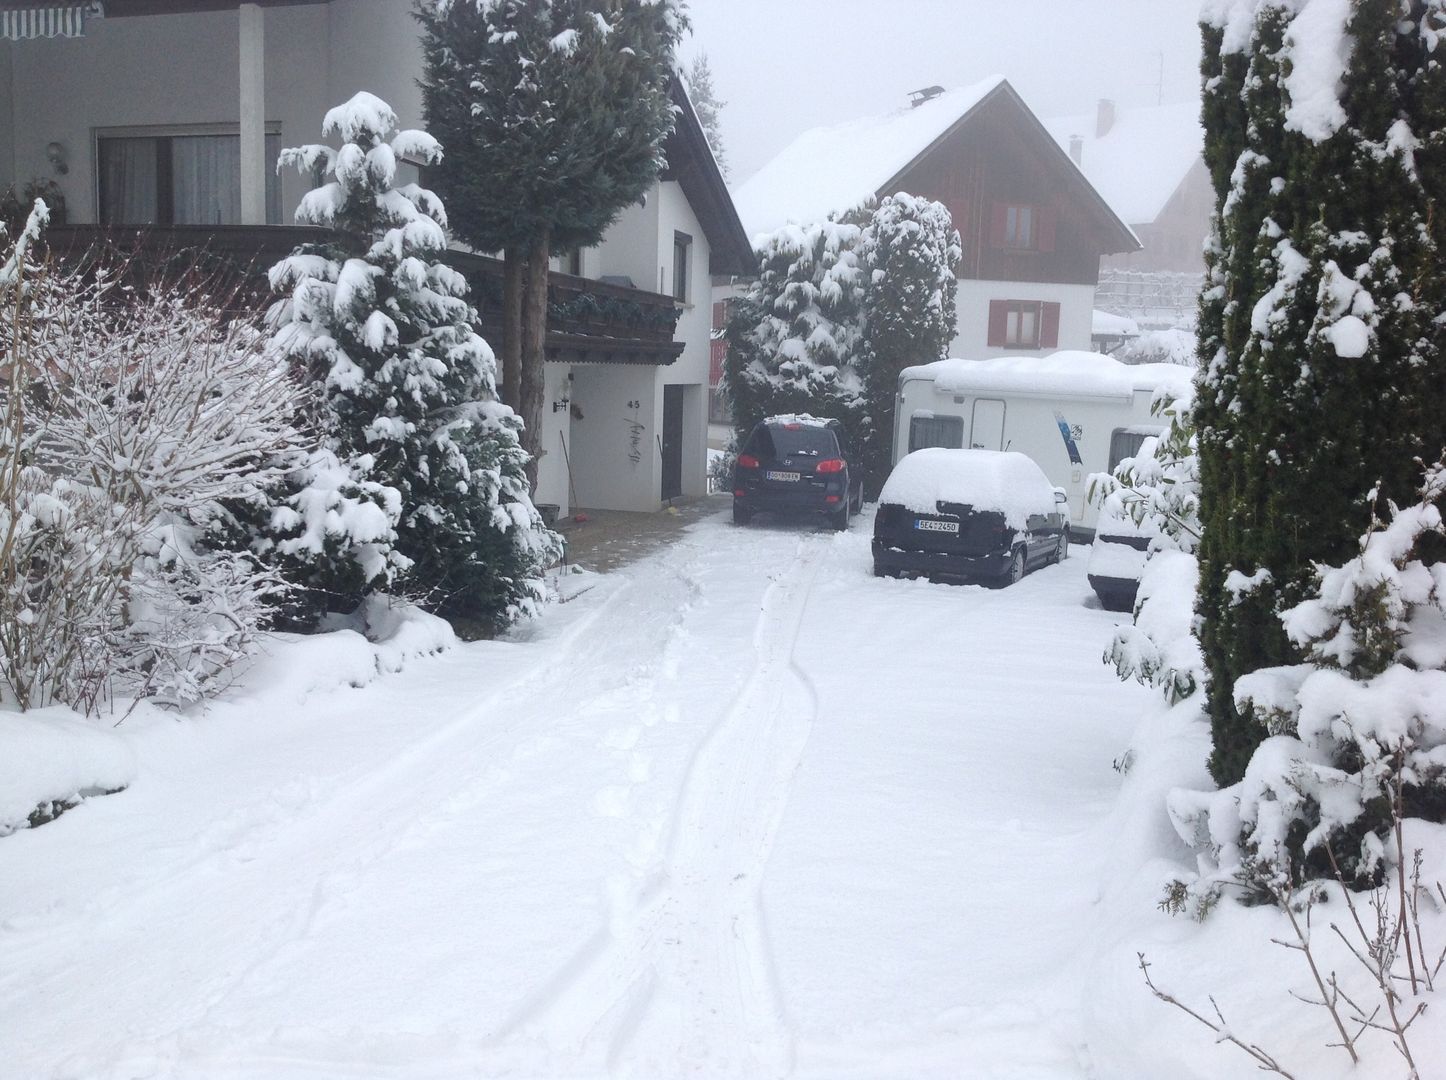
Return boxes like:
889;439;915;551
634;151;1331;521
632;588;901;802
566;248;584;276
989;201;1056;252
1108;426;1163;470
909;414;964;452
97;129;282;226
672;231;692;302
1005;205;1034;249
987;299;1062;350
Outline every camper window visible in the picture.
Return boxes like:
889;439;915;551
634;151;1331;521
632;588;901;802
1108;427;1162;470
909;414;965;452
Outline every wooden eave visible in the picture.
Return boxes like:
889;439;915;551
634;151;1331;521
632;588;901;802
660;76;756;278
883;80;1141;256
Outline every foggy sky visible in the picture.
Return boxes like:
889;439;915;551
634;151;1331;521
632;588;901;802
678;0;1204;185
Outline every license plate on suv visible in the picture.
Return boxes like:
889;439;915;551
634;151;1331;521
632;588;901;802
915;518;959;533
765;470;801;482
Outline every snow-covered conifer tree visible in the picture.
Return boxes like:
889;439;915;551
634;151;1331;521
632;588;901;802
724;218;868;448
266;93;559;629
857;193;960;494
1195;0;1446;786
683;52;728;178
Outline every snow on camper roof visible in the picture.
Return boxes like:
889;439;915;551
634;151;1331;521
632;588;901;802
901;352;1194;401
1042;101;1203;226
733;76;1007;237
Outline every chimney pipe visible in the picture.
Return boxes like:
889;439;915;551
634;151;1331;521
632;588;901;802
1095;98;1116;138
1068;134;1083;165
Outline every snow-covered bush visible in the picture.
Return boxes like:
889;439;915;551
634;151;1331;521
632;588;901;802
1094;391;1203;703
1117;326;1197;367
1169;457;1446;898
0;202;304;712
264;93;560;630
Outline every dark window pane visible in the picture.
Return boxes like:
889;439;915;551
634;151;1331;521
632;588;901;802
770;425;837;457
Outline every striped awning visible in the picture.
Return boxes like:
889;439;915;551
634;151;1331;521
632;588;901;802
0;1;102;40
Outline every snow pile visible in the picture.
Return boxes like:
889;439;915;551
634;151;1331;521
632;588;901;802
905;351;1194;401
1092;309;1140;337
0;709;136;835
877;448;1055;527
733;76;1005;236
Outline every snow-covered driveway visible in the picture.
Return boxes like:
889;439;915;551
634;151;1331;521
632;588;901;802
0;509;1149;1079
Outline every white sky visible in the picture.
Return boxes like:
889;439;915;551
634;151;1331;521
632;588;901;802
678;0;1203;185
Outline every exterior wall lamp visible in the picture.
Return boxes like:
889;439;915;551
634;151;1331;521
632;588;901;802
46;141;68;175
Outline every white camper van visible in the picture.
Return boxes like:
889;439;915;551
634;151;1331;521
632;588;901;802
893;352;1193;537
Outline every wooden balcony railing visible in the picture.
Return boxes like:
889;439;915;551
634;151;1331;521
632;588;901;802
40;224;684;366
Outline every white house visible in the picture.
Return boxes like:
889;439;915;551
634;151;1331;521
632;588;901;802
732;78;1139;361
0;0;753;516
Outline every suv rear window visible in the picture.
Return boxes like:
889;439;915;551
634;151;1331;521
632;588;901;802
759;424;838;458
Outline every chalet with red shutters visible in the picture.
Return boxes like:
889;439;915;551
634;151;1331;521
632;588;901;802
733;77;1139;360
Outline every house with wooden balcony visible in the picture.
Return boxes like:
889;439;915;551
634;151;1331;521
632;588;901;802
733;77;1139;361
0;0;754;516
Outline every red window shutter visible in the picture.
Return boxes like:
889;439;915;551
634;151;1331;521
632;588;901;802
1040;302;1061;349
709;339;726;385
989;202;1008;248
987;300;1009;347
712;301;726;330
1037;206;1057;252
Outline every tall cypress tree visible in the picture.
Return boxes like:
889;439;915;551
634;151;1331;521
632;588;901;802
415;0;687;487
1196;1;1446;785
857;193;960;496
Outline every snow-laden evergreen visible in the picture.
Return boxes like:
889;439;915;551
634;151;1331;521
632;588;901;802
683;51;728;178
724;218;868;448
265;93;559;629
857;193;960;493
1171;458;1446;899
1195;0;1446;787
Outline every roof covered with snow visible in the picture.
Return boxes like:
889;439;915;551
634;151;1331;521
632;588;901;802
901;351;1194;402
1042;101;1203;226
733;77;1007;237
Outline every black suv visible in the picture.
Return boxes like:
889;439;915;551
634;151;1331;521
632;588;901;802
732;415;863;529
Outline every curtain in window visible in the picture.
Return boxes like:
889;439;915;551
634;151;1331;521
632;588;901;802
172;135;241;225
99;138;158;226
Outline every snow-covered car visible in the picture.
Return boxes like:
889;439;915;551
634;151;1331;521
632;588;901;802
731;415;863;529
871;448;1068;584
1085;502;1157;612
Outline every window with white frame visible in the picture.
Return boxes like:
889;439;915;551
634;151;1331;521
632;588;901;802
96;127;282;226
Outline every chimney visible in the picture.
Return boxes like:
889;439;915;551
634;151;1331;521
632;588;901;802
1095;98;1116;138
909;85;945;109
1068;134;1084;165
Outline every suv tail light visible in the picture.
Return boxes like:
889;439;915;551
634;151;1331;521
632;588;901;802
816;458;846;474
737;454;760;468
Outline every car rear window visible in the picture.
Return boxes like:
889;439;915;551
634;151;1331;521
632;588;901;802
765;424;838;458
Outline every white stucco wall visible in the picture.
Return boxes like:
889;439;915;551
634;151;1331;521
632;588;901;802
596;193;661;293
950;279;1096;360
656;180;709;499
567;365;661;512
534;362;573;517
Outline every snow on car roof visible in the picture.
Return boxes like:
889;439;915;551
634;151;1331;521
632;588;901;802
733;76;1006;237
763;413;835;428
879;448;1056;529
900;351;1194;402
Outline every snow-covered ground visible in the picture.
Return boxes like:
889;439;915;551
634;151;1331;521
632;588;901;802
5;509;1431;1079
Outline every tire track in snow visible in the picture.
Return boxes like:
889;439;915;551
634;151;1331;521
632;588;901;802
496;534;826;1078
0;551;706;1029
